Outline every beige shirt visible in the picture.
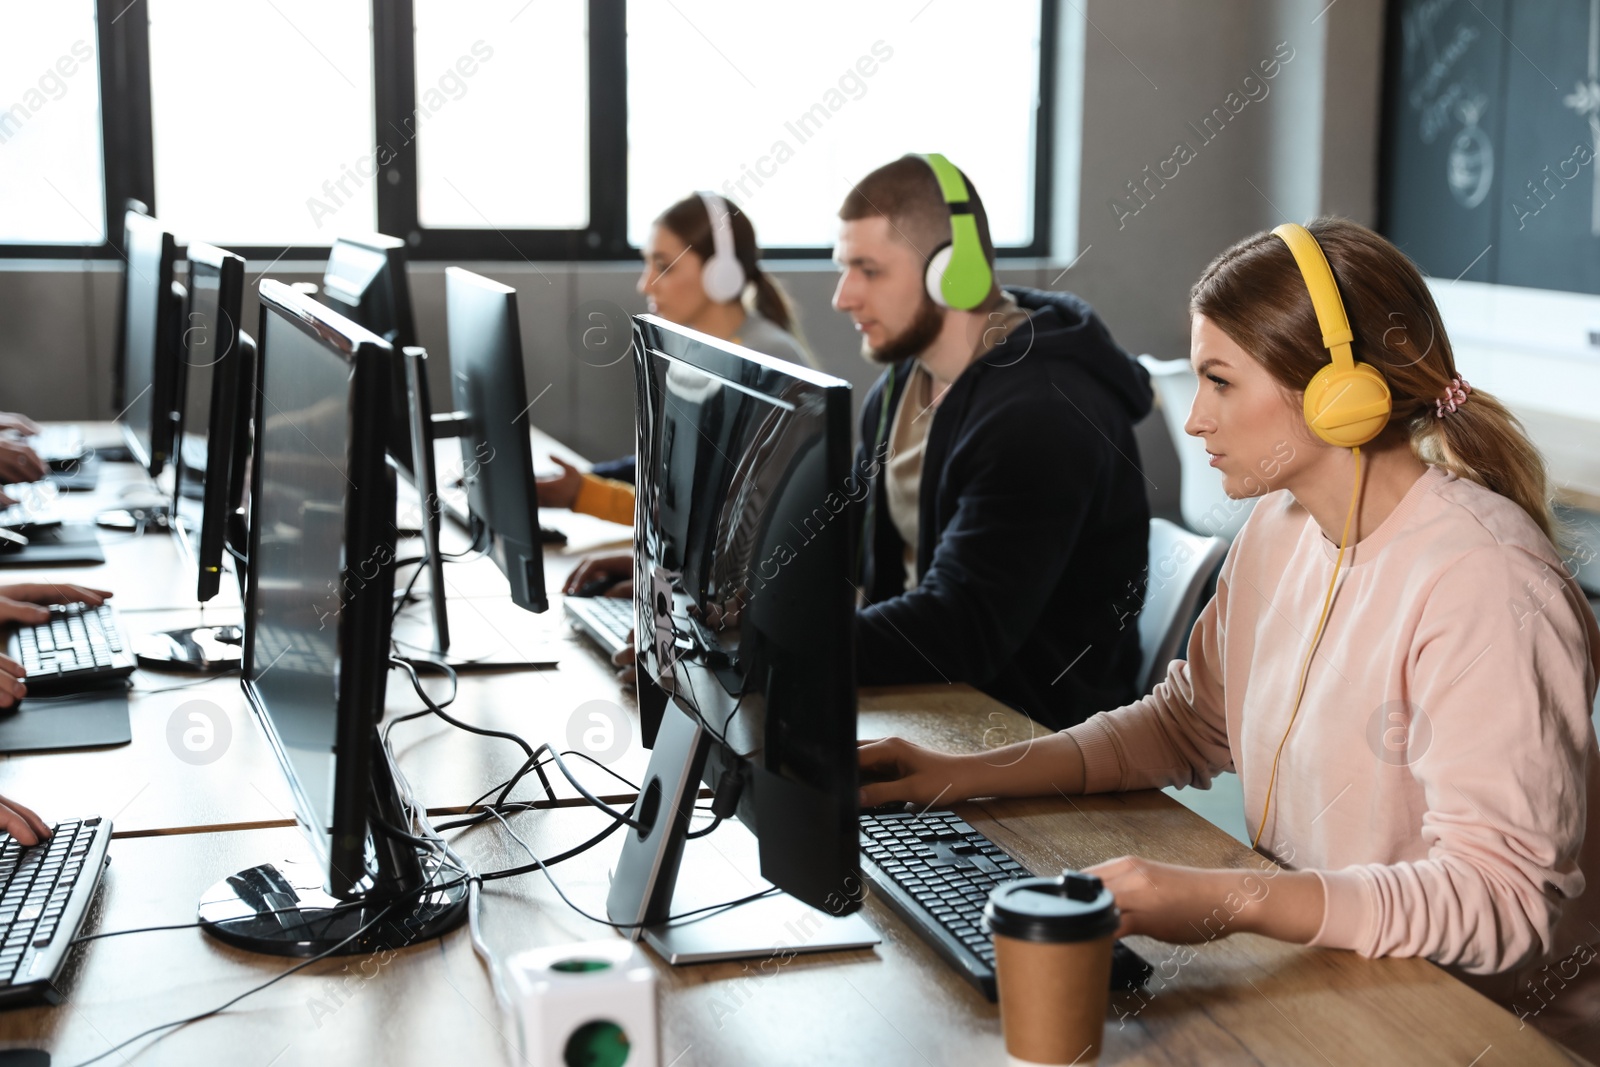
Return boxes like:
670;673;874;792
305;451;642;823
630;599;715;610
882;294;1033;590
885;363;934;590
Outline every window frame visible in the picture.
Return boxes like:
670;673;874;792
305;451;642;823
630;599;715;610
0;0;154;260
0;0;1055;262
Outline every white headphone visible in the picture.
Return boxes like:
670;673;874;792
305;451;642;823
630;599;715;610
696;191;747;304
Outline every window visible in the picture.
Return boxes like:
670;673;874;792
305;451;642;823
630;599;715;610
4;0;1053;258
625;0;1046;249
147;0;375;246
0;3;106;245
412;0;589;230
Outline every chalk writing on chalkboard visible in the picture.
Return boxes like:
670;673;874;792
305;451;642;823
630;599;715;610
1448;97;1494;207
1561;0;1600;235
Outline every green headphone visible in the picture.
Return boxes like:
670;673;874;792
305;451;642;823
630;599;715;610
920;153;993;311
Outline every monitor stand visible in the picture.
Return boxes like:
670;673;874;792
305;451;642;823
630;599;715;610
197;733;468;956
132;621;243;672
398;347;560;671
606;699;879;964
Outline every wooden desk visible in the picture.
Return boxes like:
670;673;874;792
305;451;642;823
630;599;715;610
3;431;1583;1063
5;454;243;614
0;649;295;838
0;689;1581;1065
0;601;648;835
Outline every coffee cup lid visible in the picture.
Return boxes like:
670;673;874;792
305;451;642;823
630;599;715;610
983;871;1119;943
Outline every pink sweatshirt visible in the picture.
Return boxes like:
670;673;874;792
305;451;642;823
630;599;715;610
1067;466;1600;1051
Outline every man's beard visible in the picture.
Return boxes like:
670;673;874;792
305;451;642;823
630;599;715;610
862;296;945;365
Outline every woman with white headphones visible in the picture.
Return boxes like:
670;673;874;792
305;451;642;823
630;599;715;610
539;192;810;527
637;191;810;366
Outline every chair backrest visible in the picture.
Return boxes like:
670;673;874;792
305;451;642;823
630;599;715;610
1137;518;1228;696
1138;354;1255;540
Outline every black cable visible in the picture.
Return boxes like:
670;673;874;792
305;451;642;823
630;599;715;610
67;894;407;1067
372;816;441;847
388;656;532;761
391;554;428;623
131;670;241;694
477;805;775;930
685;816;723;840
664;611;752;756
385;651;459;711
70;921;203;944
69;894;378;946
390;656;642;830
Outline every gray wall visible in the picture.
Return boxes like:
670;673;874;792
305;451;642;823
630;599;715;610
0;0;1389;522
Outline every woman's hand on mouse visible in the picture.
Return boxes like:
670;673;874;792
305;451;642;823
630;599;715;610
563;553;633;598
857;737;983;808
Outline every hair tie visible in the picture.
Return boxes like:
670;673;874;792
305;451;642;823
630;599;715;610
1435;377;1471;417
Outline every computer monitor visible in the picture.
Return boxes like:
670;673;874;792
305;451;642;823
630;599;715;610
118;211;185;476
110;199;149;415
442;266;548;614
196;280;466;957
321;233;418;478
320;233;457;655
172;242;253;601
606;315;875;962
134;243;257;674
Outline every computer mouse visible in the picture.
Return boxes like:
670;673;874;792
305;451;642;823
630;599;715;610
576;575;627;598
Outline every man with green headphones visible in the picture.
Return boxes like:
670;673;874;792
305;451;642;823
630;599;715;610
834;154;1154;728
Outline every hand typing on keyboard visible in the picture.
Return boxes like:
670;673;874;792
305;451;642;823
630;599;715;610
0;585;112;627
0;439;45;488
0;585;115;708
0;794;49;847
0;414;42;438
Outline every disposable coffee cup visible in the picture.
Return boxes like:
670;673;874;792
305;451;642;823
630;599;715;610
983;871;1119;1067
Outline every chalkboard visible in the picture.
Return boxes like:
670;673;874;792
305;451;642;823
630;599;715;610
1380;0;1600;295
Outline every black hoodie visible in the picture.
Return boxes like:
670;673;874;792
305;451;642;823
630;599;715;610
853;286;1154;729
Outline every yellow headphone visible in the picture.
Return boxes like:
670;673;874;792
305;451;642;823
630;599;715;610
1251;223;1391;851
1272;223;1391;446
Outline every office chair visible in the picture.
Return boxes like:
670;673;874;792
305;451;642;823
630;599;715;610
1138;354;1256;540
1137;518;1227;696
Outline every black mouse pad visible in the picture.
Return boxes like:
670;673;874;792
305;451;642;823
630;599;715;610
0;1049;49;1066
0;522;105;566
0;688;131;753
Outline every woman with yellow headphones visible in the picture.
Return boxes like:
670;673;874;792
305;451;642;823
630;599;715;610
859;218;1600;1055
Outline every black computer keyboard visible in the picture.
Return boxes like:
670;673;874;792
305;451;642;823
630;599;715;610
7;603;135;694
565;596;634;659
27;426;86;465
859;809;1153;999
0;817;112;1006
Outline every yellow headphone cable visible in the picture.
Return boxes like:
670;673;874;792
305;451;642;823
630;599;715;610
1250;445;1363;851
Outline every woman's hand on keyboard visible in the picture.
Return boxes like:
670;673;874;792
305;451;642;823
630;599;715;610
0;583;113;611
0;792;51;846
0;439;46;484
0;652;27;709
0;413;42;437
